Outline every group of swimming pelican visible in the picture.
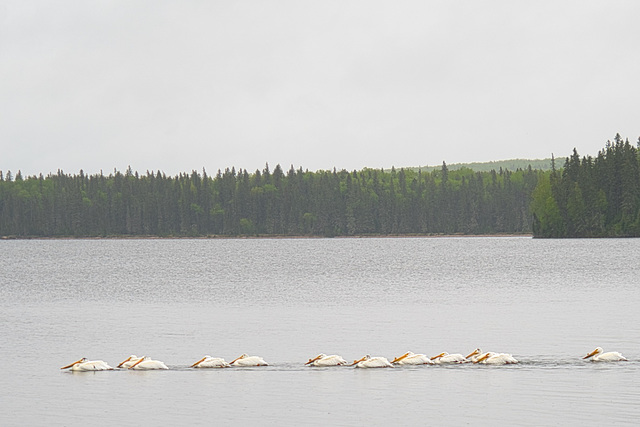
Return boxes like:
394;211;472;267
308;349;519;368
60;347;627;371
60;353;267;371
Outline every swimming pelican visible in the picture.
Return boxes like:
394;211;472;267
430;352;468;364
117;355;143;368
191;355;231;368
391;351;433;365
61;358;114;371
128;356;169;370
229;354;268;366
305;353;348;366
474;352;518;365
351;355;393;368
583;347;627;362
465;348;483;362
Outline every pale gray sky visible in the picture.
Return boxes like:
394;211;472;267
1;0;639;177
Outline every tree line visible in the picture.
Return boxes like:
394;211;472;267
531;134;640;237
0;163;543;238
2;135;637;239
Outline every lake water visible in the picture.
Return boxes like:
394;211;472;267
1;237;639;426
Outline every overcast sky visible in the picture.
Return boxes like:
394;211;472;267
2;1;639;177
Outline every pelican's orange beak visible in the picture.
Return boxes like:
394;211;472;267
305;355;321;365
466;349;480;359
391;353;408;363
474;353;490;364
60;358;84;369
191;357;207;368
350;356;366;366
229;355;243;365
430;352;446;361
128;357;146;369
117;356;132;368
583;349;598;359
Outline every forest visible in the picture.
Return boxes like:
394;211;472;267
531;134;640;237
0;164;542;238
1;135;638;238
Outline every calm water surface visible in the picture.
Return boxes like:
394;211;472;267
1;237;639;425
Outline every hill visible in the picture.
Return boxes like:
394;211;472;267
408;158;553;173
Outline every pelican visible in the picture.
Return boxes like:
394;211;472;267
391;351;433;365
583;347;627;362
128;356;169;370
351;355;393;368
229;353;268;366
430;352;468;364
61;358;114;371
191;355;231;368
117;355;143;369
474;352;518;365
305;353;348;366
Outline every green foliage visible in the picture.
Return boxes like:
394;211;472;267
0;164;549;237
531;176;564;237
532;135;640;237
239;218;255;235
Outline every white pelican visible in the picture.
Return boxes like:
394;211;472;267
351;355;393;368
474;352;518;365
465;348;483;362
191;355;231;368
117;355;143;369
583;347;627;362
229;354;268;366
391;351;434;365
430;352;468;364
128;356;169;370
61;358;114;371
305;353;348;366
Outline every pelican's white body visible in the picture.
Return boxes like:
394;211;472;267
584;347;627;362
192;356;231;368
306;354;348;366
62;358;113;371
230;354;268;366
392;352;433;365
353;355;393;368
475;352;519;365
129;356;169;370
431;352;468;364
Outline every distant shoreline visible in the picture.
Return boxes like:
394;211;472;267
1;233;533;240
